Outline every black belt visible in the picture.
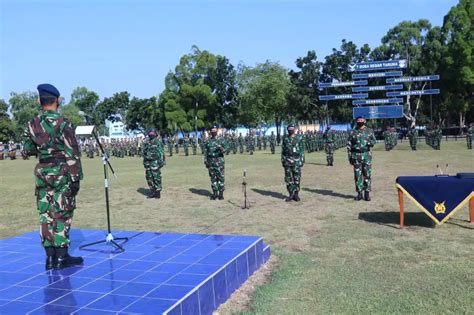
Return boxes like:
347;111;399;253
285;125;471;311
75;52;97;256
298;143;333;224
39;157;66;164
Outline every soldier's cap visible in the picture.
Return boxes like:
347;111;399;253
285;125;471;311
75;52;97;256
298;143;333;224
287;124;295;130
210;125;218;131
355;116;366;121
147;128;157;135
37;84;60;98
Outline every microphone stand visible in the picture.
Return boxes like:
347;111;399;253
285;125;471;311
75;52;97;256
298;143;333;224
242;170;249;209
79;116;128;252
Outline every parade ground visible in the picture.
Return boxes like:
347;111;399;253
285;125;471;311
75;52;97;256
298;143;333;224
1;141;473;314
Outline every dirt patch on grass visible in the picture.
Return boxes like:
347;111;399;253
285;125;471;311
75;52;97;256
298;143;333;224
214;254;280;315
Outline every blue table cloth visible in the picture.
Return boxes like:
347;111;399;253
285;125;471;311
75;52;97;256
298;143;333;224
396;176;474;225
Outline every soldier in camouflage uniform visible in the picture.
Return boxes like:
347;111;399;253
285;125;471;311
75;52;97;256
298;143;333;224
323;126;336;166
269;131;276;154
183;133;190;156
204;126;225;200
347;116;376;201
281;124;305;202
167;134;174;157
143;128;166;199
191;135;197;155
407;125;418;150
238;133;244;154
22;84;83;270
467;123;473;150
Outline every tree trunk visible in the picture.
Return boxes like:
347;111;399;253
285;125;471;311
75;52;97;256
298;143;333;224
459;111;465;135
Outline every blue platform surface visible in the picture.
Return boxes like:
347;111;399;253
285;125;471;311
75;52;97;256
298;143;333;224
0;229;271;314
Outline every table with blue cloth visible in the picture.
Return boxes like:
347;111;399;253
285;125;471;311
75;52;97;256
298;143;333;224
396;176;474;227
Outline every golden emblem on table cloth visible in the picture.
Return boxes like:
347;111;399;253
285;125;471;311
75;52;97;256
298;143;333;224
434;201;446;214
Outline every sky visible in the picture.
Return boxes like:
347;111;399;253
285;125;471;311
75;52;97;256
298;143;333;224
0;0;458;103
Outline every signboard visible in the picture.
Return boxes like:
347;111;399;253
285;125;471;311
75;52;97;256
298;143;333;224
387;89;440;97
319;93;369;101
386;75;440;84
352;84;403;92
352;71;403;79
348;60;407;72
319;80;368;88
352;98;404;106
353;105;404;119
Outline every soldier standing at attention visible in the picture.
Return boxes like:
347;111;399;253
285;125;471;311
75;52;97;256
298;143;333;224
407;124;418;150
281;124;305;202
191;134;197;155
204;126;225;200
270;131;276;154
467;123;473;150
323;125;336;166
238;133;244;154
22;84;83;270
183;133;190;156
347;116;376;201
143;128;165;199
167;134;174;157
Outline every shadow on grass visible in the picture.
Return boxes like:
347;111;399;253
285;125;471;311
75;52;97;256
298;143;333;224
189;188;211;197
137;187;149;196
446;220;474;230
302;187;353;199
306;162;328;166
252;188;286;200
359;211;434;228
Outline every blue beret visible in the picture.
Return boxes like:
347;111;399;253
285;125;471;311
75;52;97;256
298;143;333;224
147;128;157;135
37;83;60;98
211;125;218;130
287;124;295;129
356;116;366;120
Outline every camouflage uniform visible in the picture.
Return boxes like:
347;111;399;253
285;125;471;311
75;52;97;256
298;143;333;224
183;135;190;156
407;127;418;150
347;126;376;196
238;134;244;154
22;110;83;249
205;133;225;199
167;136;174;157
467;125;473;150
269;132;276;154
143;133;165;198
323;128;336;166
281;132;304;200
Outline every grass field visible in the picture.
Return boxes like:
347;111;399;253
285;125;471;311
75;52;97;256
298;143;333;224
1;140;473;314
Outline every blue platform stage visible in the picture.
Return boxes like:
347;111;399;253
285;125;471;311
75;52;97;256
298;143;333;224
0;229;271;314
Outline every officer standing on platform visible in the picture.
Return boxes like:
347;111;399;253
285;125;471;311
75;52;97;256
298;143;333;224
347;116;376;201
22;84;84;270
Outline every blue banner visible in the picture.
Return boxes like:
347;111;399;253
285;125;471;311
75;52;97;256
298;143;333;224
318;80;368;88
387;89;440;97
320;93;369;101
348;60;407;72
396;176;474;225
386;75;440;84
352;71;403;79
352;98;403;106
352;84;403;92
352;105;403;119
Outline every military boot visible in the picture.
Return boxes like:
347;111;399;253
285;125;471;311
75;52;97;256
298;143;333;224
364;191;371;201
285;193;293;202
155;190;161;199
55;247;83;269
355;192;363;201
293;191;300;202
45;247;56;270
210;191;217;200
218;191;224;200
147;188;156;199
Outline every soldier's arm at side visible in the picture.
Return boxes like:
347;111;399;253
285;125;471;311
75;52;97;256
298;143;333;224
368;130;376;147
21;121;38;157
63;122;84;182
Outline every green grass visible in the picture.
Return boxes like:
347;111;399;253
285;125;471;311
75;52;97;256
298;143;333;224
1;140;473;314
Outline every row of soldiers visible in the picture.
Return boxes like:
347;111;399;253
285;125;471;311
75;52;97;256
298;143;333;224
425;126;443;150
383;128;398;151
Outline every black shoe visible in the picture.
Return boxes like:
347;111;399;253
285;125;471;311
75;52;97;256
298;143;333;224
147;188;156;199
218;191;224;200
210;192;217;200
355;192;363;201
293;192;300;202
285;194;293;202
55;247;83;269
155;190;161;199
45;247;56;270
364;191;371;201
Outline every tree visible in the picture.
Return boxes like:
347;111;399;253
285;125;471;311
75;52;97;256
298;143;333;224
288;50;322;122
96;91;130;123
0;99;15;142
440;0;473;132
69;87;99;114
125;96;160;134
238;61;292;142
9;91;39;137
60;103;85;127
